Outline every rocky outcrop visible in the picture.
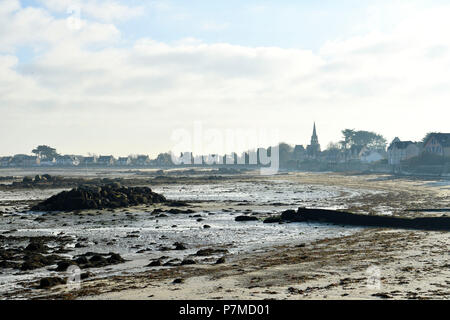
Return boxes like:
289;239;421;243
56;252;126;271
31;183;166;212
281;207;450;231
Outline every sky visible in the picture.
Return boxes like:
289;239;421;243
1;0;449;157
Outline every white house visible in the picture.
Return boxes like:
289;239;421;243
359;147;386;163
55;155;79;166
387;138;421;165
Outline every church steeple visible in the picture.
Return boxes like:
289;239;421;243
311;122;319;145
307;122;321;158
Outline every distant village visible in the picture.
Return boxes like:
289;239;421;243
1;124;449;176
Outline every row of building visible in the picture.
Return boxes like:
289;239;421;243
1;129;449;168
0;154;155;167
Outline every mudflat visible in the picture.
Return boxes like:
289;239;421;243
0;170;448;299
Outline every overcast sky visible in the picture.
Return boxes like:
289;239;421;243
1;0;449;157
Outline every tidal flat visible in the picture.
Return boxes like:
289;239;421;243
0;168;448;299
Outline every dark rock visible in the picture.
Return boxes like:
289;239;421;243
21;254;61;271
71;252;126;269
0;260;20;269
166;201;189;207
75;256;89;265
151;208;164;215
107;253;125;264
263;216;282;223
25;241;48;253
55;260;77;272
173;278;184;284
81;272;94;280
181;259;196;265
163;259;181;266
167;208;195;214
30;185;167;212
282;207;450;231
235;216;258;222
195;248;229;256
147;259;162;267
287;287;304;294
23;177;33;183
372;293;392;299
215;257;226;264
174;242;187;250
203;225;211;229
39;277;66;289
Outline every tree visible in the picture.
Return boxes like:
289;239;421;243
32;145;59;160
278;142;294;165
421;132;437;144
339;130;386;150
327;142;341;150
339;129;356;150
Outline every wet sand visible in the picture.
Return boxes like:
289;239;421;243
80;229;449;300
5;171;445;300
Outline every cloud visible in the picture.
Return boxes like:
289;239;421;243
1;1;450;156
37;0;144;22
0;1;120;53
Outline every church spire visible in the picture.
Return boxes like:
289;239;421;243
311;122;319;145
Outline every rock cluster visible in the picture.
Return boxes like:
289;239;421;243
31;183;167;212
56;252;126;271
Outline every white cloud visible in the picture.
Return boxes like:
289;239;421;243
37;0;144;22
0;1;120;53
1;1;450;156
